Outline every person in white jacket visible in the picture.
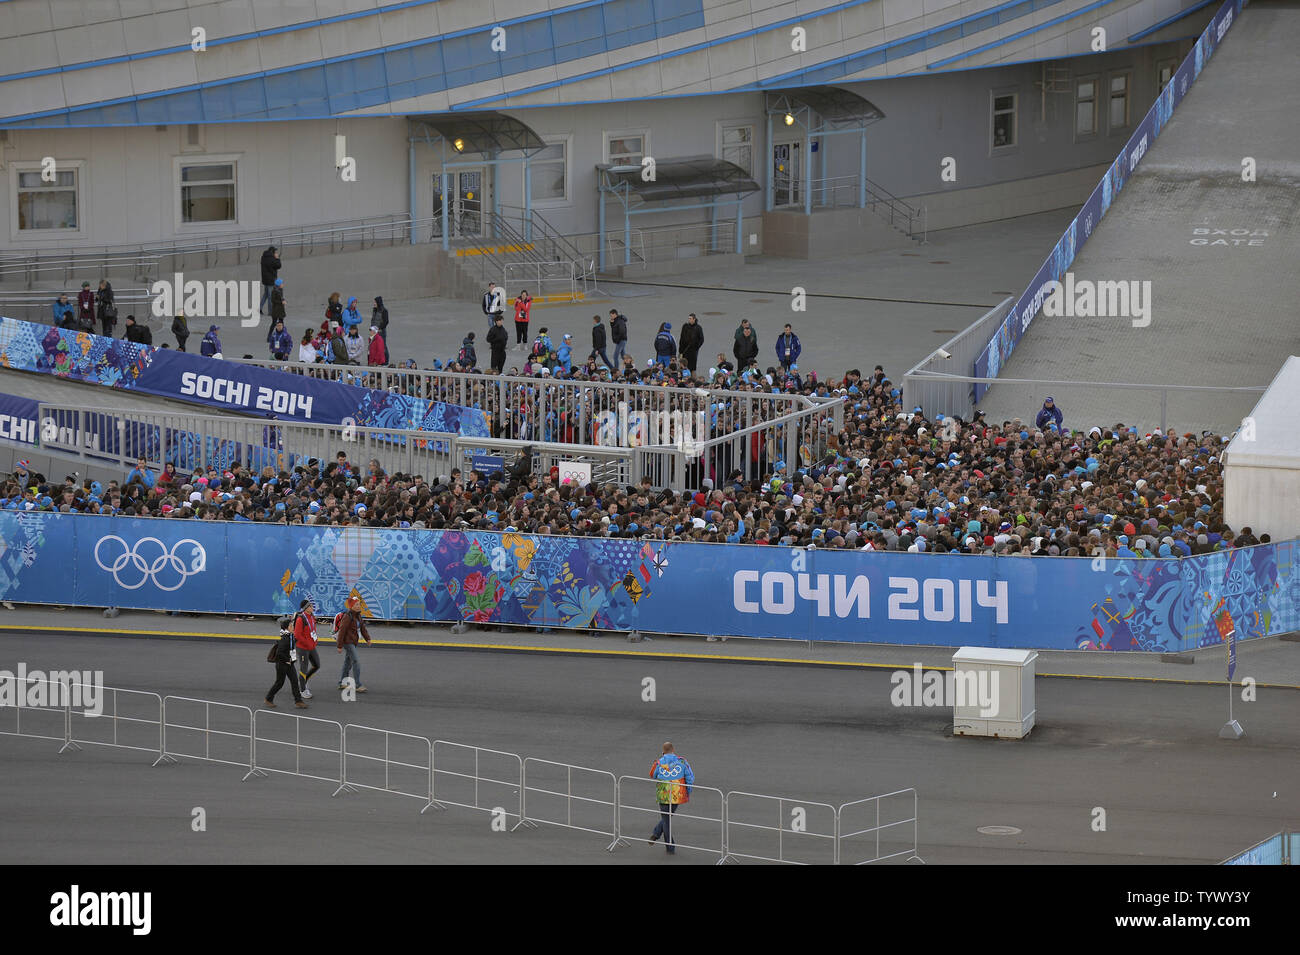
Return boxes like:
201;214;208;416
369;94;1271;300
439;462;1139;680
298;329;319;363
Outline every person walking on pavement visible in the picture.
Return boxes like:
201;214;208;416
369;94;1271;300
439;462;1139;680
259;245;281;315
648;741;693;854
609;309;628;368
266;616;308;708
487;313;508;373
270;277;287;328
336;596;372;692
590;314;613;370
293;598;320;699
679;313;704;374
775;322;801;371
653;322;676;368
171;311;189;351
482;282;505;332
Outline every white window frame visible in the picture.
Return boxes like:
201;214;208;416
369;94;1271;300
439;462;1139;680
990;90;1018;153
525;134;571;206
604;129;650;168
1107;71;1132;132
717;121;756;176
173;153;242;231
1074;74;1100;141
10;159;86;240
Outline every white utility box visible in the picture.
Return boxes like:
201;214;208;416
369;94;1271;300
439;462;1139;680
951;647;1037;739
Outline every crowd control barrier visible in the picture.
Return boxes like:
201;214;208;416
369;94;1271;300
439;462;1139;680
0;679;923;864
520;758;617;838
724;792;839;865
973;0;1245;396
1;511;1294;652
609;775;729;862
341;724;434;812
838;789;922;865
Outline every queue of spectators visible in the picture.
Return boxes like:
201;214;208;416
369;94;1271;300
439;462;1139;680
1;354;1261;558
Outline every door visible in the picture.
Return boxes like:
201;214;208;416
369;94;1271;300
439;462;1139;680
432;169;485;237
773;142;802;208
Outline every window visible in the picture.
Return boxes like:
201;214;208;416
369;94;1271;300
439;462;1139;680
991;92;1017;149
16;166;79;231
1157;60;1175;90
719;123;754;175
528;138;569;203
180;161;236;223
605;130;648;167
1108;74;1130;130
1075;78;1098;137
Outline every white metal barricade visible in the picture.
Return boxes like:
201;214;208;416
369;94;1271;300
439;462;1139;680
64;684;163;761
838;789;924;864
341;723;434;812
521;758;617;838
0;676;77;747
723;792;839;865
248;710;345;791
431;740;524;827
160;696;254;771
609;775;727;863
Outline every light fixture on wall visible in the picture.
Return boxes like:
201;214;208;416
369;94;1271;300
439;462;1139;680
783;113;795;126
453;138;465;152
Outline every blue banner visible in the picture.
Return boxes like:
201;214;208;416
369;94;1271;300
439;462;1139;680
0;392;40;446
972;0;1244;399
0;511;1294;651
0;316;489;436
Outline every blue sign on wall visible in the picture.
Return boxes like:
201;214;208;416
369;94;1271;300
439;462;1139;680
0;511;1293;652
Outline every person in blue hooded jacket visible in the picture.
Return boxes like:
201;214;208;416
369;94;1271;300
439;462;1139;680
52;294;75;328
653;322;676;367
341;296;362;329
647;741;694;854
1035;396;1063;431
556;333;574;373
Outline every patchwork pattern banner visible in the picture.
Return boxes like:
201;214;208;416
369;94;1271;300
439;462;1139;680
0;512;1294;651
0;316;489;436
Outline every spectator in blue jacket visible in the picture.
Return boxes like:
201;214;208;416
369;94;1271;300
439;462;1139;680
653;322;676;367
775;323;801;370
125;457;156;489
200;325;222;357
341;297;362;329
268;319;293;361
647;741;694;855
1035;396;1064;431
556;334;574;373
52;294;75;328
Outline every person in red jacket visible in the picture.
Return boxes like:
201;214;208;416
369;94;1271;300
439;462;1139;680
367;325;387;366
335;597;372;692
293;598;320;699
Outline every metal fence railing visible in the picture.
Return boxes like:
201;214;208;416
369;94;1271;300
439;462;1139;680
1;679;921;864
902;296;1013;422
1221;832;1293;865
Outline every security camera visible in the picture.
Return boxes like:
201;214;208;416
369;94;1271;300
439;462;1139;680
935;348;952;360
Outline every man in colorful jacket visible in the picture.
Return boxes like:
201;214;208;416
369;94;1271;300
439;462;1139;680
647;741;694;854
293;598;320;699
335;596;372;692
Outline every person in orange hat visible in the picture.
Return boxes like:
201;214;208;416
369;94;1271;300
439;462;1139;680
335;596;372;692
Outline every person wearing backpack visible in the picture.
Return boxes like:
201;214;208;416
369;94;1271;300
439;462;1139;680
266;616;308;709
653;322;676;367
458;332;477;369
335;597;371;692
530;327;553;365
292;598;320;699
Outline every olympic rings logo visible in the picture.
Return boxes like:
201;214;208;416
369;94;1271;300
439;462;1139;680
93;535;207;591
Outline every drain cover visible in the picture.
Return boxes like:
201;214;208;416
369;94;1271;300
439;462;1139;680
932;329;958;334
703;310;725;315
930;260;950;265
748;298;773;303
977;825;1022;836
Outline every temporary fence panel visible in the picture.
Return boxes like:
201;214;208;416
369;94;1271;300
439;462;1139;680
838;789;923;865
161;696;254;770
0;676;73;744
431;740;525;824
249;710;345;789
520;757;617;838
723;791;839;865
341;723;434;810
611;775;727;862
66;684;163;760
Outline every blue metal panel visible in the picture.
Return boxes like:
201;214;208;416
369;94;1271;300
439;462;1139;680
497;18;556;75
552;7;609;63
